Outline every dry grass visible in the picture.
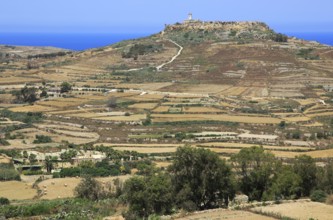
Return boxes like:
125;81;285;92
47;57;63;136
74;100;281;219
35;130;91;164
307;111;333;117
199;142;313;151
302;122;324;127
152;106;170;112
283;116;311;123
167;84;232;94
0;77;41;85
176;209;275;220
271;149;333;159
154;161;172;168
9;105;58;112
0;154;11;163
38;176;131;200
112;147;177;154
182;106;224;113
114;82;173;90
0;181;36;200
92;114;146;122
128;103;158;110
295;98;318;106
127;94;165;102
218;86;249;96
48;108;105;115
251;200;333;220
152;114;282;124
38;98;87;108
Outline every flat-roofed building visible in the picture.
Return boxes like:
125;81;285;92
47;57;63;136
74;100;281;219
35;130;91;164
238;133;278;144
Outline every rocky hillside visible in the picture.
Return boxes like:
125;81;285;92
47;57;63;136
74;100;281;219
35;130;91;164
162;21;280;44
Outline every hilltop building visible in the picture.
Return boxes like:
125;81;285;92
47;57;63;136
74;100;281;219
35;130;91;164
183;13;200;24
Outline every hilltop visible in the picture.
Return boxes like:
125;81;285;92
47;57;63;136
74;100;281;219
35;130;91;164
0;19;332;98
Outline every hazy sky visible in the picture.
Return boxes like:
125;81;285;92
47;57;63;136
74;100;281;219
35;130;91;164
1;0;333;33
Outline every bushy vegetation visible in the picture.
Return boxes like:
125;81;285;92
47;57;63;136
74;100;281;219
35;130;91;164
0;138;10;146
0;163;21;181
33;134;52;144
0;109;43;124
170;147;235;210
122;43;162;60
310;190;327;203
75;175;104;201
60;82;72;93
0;198;117;219
297;48;320;60
4;145;333;219
272;33;288;42
123;173;173;219
27;51;71;59
0;197;10;206
12;86;38;103
57;159;130;178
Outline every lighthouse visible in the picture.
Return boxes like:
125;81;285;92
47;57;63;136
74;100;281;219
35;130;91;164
188;13;193;21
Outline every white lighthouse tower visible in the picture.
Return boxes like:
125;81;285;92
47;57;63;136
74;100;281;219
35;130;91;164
188;13;193;21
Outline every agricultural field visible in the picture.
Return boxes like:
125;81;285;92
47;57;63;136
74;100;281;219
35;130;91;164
37;176;130;200
0;181;36;200
175;209;276;220
151;113;282;124
251;200;333;220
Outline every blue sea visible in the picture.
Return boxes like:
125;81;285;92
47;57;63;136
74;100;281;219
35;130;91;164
0;32;332;51
0;32;151;51
285;32;333;46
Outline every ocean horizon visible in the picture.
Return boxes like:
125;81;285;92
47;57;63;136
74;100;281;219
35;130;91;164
0;32;332;51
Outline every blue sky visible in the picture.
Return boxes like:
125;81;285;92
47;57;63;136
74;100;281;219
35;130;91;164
1;0;333;34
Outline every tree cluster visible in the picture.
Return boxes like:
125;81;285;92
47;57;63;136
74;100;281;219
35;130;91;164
272;33;288;42
73;146;333;219
13;86;38;103
27;51;71;59
122;44;162;60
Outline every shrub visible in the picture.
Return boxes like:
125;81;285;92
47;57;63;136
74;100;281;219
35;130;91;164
310;190;327;203
75;175;104;201
0;197;10;205
0;164;21;181
33;135;52;144
0;138;10;146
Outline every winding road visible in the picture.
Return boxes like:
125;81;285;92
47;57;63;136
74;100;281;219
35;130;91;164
156;39;183;71
126;38;183;72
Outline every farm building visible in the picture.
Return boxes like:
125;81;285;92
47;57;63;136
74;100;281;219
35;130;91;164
192;132;238;141
238;133;278;144
72;151;106;165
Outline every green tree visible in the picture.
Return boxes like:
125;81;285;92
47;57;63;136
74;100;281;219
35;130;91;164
60;82;72;93
40;89;48;98
74;175;103;201
170;146;235;210
317;160;333;194
60;149;77;162
269;166;302;200
44;156;54;174
293;155;317;196
0;197;10;205
28;153;37;164
231;146;279;201
15;86;38;103
123;173;173;218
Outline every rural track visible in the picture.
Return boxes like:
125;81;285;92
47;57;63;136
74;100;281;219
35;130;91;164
156;39;183;71
125;38;183;72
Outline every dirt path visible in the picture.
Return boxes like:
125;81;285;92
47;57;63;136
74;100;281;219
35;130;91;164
156;39;183;71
